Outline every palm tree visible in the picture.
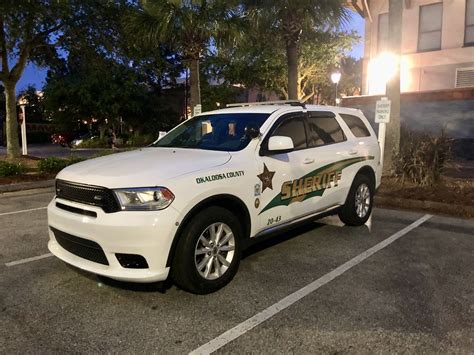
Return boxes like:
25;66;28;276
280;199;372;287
128;0;240;113
246;0;349;100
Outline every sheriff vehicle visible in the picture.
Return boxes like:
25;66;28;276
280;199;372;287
47;101;381;294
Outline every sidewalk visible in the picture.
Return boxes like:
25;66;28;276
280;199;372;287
0;179;55;193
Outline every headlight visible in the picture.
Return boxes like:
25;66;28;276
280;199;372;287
114;187;174;211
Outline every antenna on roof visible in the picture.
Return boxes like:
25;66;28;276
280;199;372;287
226;100;306;108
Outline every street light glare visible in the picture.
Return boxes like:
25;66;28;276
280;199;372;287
18;96;28;106
367;52;399;94
331;72;342;84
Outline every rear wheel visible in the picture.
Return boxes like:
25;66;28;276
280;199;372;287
172;206;242;294
338;174;374;226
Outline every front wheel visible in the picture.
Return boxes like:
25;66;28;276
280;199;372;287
171;206;242;294
338;174;374;226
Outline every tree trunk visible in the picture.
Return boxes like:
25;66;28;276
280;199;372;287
4;81;20;159
384;0;403;174
188;58;201;115
286;42;299;100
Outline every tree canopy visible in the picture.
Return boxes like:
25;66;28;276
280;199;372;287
1;1;362;156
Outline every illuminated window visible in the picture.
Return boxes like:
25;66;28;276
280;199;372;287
466;0;474;45
418;3;443;52
378;13;389;53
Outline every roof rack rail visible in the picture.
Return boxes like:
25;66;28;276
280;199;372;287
226;100;306;108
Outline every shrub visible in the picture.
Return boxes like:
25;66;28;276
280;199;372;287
38;156;86;174
393;127;451;186
38;157;68;174
126;134;155;147
66;156;86;165
0;161;25;177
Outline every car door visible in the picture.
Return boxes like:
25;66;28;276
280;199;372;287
302;111;359;211
255;112;316;232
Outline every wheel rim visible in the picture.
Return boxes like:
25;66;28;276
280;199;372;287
355;183;371;218
194;222;235;281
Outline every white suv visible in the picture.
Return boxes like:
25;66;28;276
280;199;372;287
47;102;381;294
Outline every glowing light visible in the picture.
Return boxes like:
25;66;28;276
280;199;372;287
368;52;398;95
331;72;341;84
368;53;411;95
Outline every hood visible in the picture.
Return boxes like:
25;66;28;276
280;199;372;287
57;148;231;188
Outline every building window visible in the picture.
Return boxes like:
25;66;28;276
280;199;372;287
378;13;389;53
466;0;474;45
418;3;443;52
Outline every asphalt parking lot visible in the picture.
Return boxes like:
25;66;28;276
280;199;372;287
1;187;473;353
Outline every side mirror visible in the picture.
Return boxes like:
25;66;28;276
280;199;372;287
245;124;260;139
268;136;294;154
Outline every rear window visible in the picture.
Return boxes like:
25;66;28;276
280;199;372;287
307;113;346;147
339;114;371;138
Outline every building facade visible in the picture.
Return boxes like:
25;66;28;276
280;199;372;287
362;0;474;95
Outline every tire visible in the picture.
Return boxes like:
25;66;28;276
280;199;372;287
338;174;374;226
171;206;242;294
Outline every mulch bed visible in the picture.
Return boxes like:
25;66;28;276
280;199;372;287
376;176;474;218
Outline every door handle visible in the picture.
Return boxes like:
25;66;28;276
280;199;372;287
348;149;358;155
303;158;315;164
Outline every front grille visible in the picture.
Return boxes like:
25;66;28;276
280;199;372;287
55;179;120;213
51;227;109;265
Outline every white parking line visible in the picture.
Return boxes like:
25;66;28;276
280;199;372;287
0;206;47;217
190;214;433;355
5;253;53;267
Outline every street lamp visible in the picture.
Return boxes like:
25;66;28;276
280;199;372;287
18;96;28;156
331;71;341;106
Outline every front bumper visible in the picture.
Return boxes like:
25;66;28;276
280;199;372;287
47;197;180;283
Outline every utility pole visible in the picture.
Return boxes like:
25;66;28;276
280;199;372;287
384;0;403;174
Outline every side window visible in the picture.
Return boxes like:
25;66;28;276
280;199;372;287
272;116;307;150
339;114;371;138
307;113;346;147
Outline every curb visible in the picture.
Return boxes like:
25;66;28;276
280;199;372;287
375;195;474;219
0;179;55;194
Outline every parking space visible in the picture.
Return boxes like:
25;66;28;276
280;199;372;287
1;188;473;353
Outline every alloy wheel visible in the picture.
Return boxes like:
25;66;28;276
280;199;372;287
355;183;371;218
194;222;235;280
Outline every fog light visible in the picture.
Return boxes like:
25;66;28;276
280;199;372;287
116;253;149;269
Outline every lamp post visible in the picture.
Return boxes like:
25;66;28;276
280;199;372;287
18;96;28;156
331;71;341;106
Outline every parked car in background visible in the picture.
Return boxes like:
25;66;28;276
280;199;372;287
70;132;99;148
51;132;76;147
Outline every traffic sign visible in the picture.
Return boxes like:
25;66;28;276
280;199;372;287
375;97;391;123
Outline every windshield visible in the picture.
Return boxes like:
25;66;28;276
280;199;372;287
153;113;270;151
